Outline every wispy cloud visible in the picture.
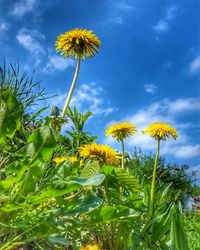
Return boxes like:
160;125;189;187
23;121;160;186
49;83;118;117
144;84;157;94
173;145;200;158
0;21;10;33
71;83;118;116
153;6;177;35
10;0;38;18
16;28;45;55
0;20;10;42
190;56;200;74
103;0;135;25
165;6;177;21
16;28;75;73
168;98;200;113
105;97;200;159
43;55;75;73
16;28;45;68
153;20;169;33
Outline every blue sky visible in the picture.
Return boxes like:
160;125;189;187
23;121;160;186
0;0;200;181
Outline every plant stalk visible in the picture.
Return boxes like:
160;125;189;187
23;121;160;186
149;139;160;218
121;139;125;169
61;56;81;118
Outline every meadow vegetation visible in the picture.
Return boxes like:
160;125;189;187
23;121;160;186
0;28;199;250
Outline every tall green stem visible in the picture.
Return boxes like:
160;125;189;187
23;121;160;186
61;56;81;118
121;139;125;169
149;139;160;218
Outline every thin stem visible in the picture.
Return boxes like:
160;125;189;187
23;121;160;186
148;139;160;219
121;139;125;169
61;56;81;118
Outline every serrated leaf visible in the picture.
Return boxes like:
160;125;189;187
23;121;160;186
115;168;141;192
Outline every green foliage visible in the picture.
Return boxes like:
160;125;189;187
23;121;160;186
67;107;92;132
0;63;198;250
54;107;97;157
0;62;48;110
185;214;200;250
0;63;50;166
115;168;141;193
128;150;194;207
66;107;97;155
81;160;100;178
0;87;23;144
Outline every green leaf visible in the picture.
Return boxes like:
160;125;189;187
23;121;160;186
81;161;100;178
71;173;105;186
18;125;57;163
0;88;23;144
48;235;70;246
64;195;103;216
115;168;141;192
170;203;189;250
100;205;139;222
27;174;105;204
150;203;173;241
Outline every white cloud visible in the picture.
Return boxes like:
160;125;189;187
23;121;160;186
116;1;134;12
0;21;9;33
44;55;75;73
105;17;123;25
48;93;66;108
173;145;200;158
105;97;200;159
48;83;118;117
153;20;169;33
11;0;38;18
71;83;118;116
190;56;200;73
16;28;45;68
165;6;177;21
153;5;177;35
104;0;135;25
16;29;45;55
168;98;200;113
144;84;157;94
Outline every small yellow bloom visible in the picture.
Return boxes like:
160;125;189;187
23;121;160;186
142;122;178;141
53;156;80;164
55;28;101;60
53;157;67;164
80;244;99;250
79;144;120;165
80;159;84;167
105;122;137;141
69;156;78;164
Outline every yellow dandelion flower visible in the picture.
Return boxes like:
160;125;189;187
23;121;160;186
105;122;137;168
142;122;178;141
79;144;120;165
55;28;101;60
105;122;137;141
80;244;99;250
80;159;84;167
69;156;78;164
53;157;68;164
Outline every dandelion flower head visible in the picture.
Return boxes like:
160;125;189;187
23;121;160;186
80;244;99;250
53;157;67;164
70;156;78;164
53;156;78;164
79;144;120;165
55;28;101;60
105;122;137;141
142;122;178;141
